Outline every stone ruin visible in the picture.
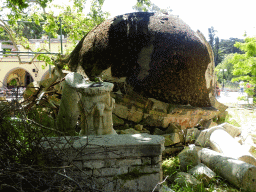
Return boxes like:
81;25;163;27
23;11;229;137
62;12;215;107
52;11;227;135
175;123;256;192
24;12;256;192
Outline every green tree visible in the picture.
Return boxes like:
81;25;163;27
230;37;256;96
133;0;172;13
0;0;110;69
208;26;221;66
9;78;17;86
219;38;244;55
1;0;151;67
215;54;237;83
208;26;216;48
214;36;220;65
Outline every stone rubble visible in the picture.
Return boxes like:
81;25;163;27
174;172;202;187
167;121;256;192
178;145;200;172
187;163;216;185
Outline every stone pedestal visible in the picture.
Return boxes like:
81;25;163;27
79;82;116;135
57;72;116;136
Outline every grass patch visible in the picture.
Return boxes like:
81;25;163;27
226;108;256;126
162;156;180;177
237;96;247;101
216;112;241;127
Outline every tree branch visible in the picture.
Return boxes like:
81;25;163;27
25;118;64;134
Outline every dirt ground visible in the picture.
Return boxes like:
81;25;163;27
217;91;256;145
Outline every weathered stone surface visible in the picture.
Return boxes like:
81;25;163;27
84;160;105;169
143;103;219;129
196;127;256;166
65;12;213;107
239;132;255;145
39;134;164;192
57;72;117;136
197;119;212;128
209;96;228;118
132;173;161;192
185;128;201;143
165;123;181;133
188;163;216;184
174;172;202;187
127;106;144;123
198;148;256;191
153;128;166;135
120;128;140;134
195;126;223;147
113;103;129;119
113;114;125;126
113;94;219;130
134;124;143;131
116;159;142;167
163;133;183;146
153;124;183;135
56;75;81;135
178;144;201;172
198;30;216;99
147;98;169;113
220;122;241;138
40;134;165;159
163;146;184;156
209;121;218;128
93;167;129;177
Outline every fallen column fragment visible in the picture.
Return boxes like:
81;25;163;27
220;123;241;138
196;126;256;166
210;129;256;166
198;148;256;191
56;73;82;135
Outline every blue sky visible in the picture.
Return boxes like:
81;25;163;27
102;0;256;40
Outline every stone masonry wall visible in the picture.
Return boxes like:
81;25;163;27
39;134;165;192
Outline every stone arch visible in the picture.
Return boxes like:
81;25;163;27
8;77;19;86
3;67;34;87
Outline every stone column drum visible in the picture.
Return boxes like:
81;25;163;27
57;72;116;136
79;82;117;136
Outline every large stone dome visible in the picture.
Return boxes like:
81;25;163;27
66;12;212;107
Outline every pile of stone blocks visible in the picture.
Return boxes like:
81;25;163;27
39;134;165;192
175;123;256;191
112;93;219;131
